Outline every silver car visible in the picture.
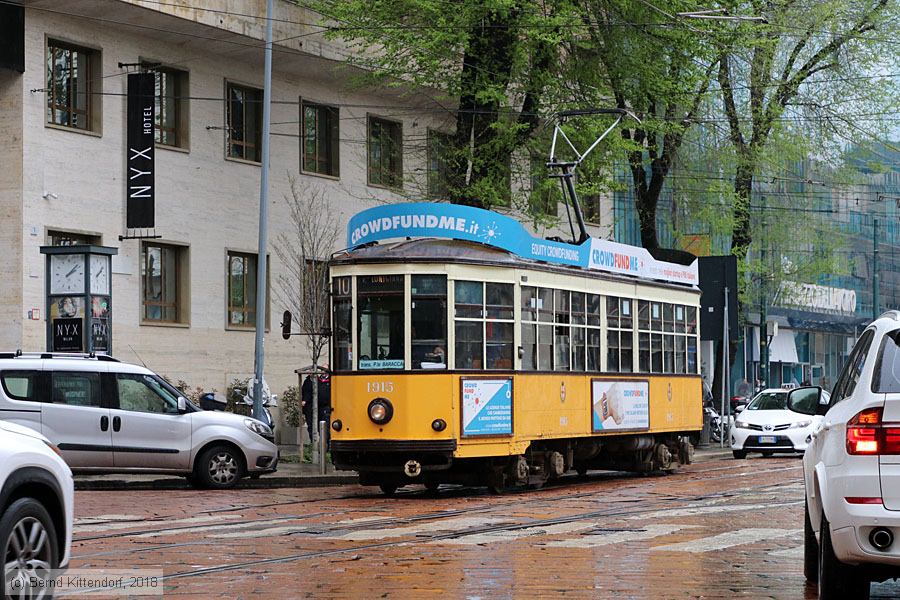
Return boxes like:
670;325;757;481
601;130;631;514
0;352;278;489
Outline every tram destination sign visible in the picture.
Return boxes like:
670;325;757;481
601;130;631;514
347;203;698;286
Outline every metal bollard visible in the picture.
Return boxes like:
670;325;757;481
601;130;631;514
318;420;327;475
699;410;711;448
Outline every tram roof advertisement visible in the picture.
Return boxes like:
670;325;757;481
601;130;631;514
347;203;698;286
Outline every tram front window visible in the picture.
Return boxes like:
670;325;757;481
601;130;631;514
358;275;405;369
412;275;447;370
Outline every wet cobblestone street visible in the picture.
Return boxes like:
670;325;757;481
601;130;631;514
69;454;900;598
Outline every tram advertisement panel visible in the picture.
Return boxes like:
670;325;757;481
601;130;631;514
591;380;650;432
461;378;513;437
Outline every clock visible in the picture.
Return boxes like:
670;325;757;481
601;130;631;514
90;255;110;295
50;254;85;294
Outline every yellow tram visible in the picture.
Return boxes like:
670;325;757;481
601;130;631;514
329;203;702;494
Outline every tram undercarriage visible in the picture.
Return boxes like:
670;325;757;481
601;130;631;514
338;434;696;495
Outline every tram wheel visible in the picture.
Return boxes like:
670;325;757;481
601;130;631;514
424;482;440;493
379;483;398;496
576;465;588;477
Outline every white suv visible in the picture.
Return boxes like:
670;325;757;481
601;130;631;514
1;420;74;595
791;312;900;599
0;352;279;489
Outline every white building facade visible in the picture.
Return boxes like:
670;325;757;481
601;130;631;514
0;0;614;405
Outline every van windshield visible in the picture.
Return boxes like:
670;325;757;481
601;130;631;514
873;329;900;393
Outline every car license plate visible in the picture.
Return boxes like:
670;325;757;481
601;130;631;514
759;436;776;444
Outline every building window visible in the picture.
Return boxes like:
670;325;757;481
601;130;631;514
368;116;403;188
226;82;262;162
529;156;558;216
583;195;602;225
141;242;187;324
227;251;268;328
427;130;452;199
152;67;188;148
46;40;99;131
301;101;339;177
47;230;100;246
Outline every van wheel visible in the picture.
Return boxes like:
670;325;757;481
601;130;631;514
1;497;59;596
819;511;869;599
732;450;747;459
803;500;818;582
195;445;245;489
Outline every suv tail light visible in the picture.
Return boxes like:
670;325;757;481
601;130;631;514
846;407;900;455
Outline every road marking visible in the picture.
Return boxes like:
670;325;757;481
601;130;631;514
632;501;803;520
771;545;805;558
329;517;511;541
652;528;801;553
434;521;595;545
210;516;390;540
74;514;141;526
75;514;228;533
541;524;697;548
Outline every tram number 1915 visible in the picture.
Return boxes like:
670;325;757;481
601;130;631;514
367;381;394;393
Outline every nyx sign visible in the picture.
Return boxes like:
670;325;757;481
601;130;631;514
53;318;83;352
126;72;155;228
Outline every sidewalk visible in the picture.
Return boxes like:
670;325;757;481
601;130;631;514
74;459;358;491
75;446;735;491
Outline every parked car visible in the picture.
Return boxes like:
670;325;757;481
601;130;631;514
0;352;279;489
791;312;900;599
730;388;829;459
1;419;74;595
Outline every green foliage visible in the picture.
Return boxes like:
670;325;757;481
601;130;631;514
226;378;251;417
281;385;302;428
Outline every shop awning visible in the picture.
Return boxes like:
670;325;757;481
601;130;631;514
769;329;799;364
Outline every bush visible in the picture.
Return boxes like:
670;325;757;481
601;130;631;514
226;378;251;417
281;385;301;428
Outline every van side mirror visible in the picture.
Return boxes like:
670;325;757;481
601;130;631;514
177;397;187;413
787;386;821;416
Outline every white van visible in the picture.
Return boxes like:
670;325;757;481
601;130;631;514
0;352;278;489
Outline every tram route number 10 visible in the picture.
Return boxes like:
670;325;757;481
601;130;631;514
367;381;394;393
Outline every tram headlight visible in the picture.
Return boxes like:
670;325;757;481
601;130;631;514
332;419;343;432
368;398;394;425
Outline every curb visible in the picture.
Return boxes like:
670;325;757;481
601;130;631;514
75;473;358;491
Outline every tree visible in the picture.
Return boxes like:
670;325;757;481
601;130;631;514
273;178;338;462
571;0;718;250
301;0;572;209
716;0;893;262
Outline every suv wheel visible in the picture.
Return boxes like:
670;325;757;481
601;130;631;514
803;499;818;582
818;511;869;599
194;445;245;489
1;498;59;595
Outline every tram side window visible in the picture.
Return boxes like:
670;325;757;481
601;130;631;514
554;290;570;371
607;297;634;372
486;283;514;369
358;275;405;370
587;294;601;370
412;275;447;370
637;300;699;374
332;277;352;371
455;281;484;369
455;281;514;370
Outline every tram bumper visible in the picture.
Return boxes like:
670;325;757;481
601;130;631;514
331;439;456;474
